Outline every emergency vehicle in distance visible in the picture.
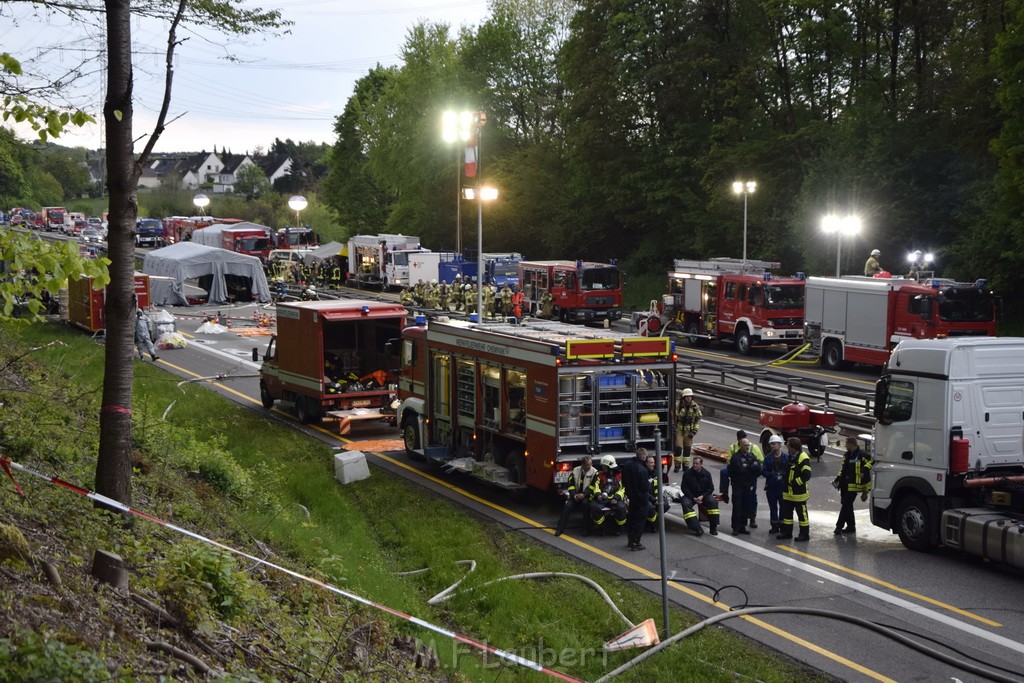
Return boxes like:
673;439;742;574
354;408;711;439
347;234;429;290
397;318;676;492
191;222;274;262
518;260;623;324
254;299;407;428
803;275;1000;369
634;258;805;355
871;337;1024;568
41;206;67;232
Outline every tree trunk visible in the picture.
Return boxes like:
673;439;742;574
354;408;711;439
95;0;139;506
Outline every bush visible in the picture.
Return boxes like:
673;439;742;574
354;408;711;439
174;434;254;500
0;629;113;682
155;543;255;633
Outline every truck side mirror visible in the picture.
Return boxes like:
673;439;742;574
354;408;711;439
252;347;259;362
873;378;890;424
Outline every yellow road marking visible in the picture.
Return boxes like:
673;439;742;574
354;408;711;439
779;546;1002;627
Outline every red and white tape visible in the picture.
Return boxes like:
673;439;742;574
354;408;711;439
0;455;581;682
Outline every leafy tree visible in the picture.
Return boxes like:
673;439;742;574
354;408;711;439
40;147;92;200
233;162;271;200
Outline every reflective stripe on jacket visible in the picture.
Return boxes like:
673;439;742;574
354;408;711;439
782;451;812;502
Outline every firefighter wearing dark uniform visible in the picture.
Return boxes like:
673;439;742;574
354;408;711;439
554;455;598;537
680;455;719;535
621;448;652;551
644;455;664;532
673;388;702;472
588;455;626;536
833;436;874;534
727;438;762;535
777;437;813;541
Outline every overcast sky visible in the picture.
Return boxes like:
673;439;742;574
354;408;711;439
4;0;490;154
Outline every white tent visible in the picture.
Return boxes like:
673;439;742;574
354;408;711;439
142;242;271;305
301;241;345;266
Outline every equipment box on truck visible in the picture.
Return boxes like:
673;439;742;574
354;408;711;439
871;337;1024;568
255;300;407;430
397;319;676;491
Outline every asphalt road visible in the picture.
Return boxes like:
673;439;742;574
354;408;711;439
141;298;1024;683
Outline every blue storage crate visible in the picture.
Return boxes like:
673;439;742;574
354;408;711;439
598;374;628;387
600;426;625;439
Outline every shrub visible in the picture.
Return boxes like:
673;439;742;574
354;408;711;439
155;543;254;634
0;629;113;682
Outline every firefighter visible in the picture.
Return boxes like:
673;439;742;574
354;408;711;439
437;280;450;311
463;284;476;315
719;429;763;522
511;286;525;319
643;454;667;533
399;285;414;307
864;248;883;277
673;388;702;473
588;455;626;536
540;290;554;319
482;282;495;318
680;455;718;535
413;280;426;306
499;284;513;317
762;434;790;534
621;447;653;551
134;308;159;362
424;280;438;309
452;275;464;310
727;438;762;535
554;455;598;537
833;436;874;535
777;437;812;542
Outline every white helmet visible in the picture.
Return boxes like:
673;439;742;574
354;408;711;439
600;455;617;469
871;249;881;257
681;388;694;397
768;434;784;445
431;279;438;285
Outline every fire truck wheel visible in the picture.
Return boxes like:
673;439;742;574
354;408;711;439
295;396;319;424
895;494;934;552
507;451;527;485
402;419;424;460
687;323;710;347
259;382;275;409
735;326;754;355
822;340;847;370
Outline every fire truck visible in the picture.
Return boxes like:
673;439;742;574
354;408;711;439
635;258;805;355
518;260;623;324
274;226;318;249
871;337;1024;568
192;222;273;261
803;276;1000;369
41;206;66;232
397;319;676;492
163;216;242;245
346;234;429;290
255;299;406;428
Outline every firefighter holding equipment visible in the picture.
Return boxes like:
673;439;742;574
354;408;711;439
589;455;627;536
777;437;813;542
674;388;702;473
864;248;883;277
554;455;598;537
833;436;874;535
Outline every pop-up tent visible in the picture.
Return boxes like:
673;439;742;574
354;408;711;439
142;242;271;305
301;240;345;266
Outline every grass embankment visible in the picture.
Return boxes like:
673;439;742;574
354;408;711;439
0;320;824;682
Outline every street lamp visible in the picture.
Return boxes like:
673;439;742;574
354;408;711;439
732;180;756;263
821;214;862;277
288;195;307;228
442;112;470;253
193;193;209;217
445;110;488;319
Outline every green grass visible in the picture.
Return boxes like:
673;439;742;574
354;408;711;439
2;320;825;682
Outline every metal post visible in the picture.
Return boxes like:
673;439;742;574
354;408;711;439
835;237;842;277
654;429;670;640
455;147;462;254
742;193;748;264
476;128;484;319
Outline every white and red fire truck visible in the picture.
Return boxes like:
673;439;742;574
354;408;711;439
634;258;805;355
518;260;623;323
803;275;1000;369
255;299;406;430
397;318;676;492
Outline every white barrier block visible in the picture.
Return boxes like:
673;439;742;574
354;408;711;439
333;451;370;484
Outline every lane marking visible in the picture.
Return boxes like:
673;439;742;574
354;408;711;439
779;546;1002;627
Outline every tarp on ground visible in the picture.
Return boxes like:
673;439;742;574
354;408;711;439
301;241;345;266
191;221;272;248
142;242;271;305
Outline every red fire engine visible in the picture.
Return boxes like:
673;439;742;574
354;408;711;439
397;319;676;492
803;275;1000;369
518;260;623;324
636;258;805;355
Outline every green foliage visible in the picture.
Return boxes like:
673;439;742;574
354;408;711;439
176;436;255;500
155;543;256;632
0;629;113;683
1;53;95;144
233;162;272;200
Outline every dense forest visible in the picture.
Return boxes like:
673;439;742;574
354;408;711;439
324;0;1024;311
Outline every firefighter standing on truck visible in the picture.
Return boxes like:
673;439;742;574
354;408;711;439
674;388;701;473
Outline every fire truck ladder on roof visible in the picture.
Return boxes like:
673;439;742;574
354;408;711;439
672;257;781;276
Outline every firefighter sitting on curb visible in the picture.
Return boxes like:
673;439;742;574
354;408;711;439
554;455;598;537
673;388;702;473
588;455;627;536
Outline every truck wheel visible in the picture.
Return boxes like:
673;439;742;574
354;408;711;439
259;382;275;409
687;323;710;348
506;451;527;486
402;419;424;460
822;340;846;370
895;494;934;552
735;326;754;355
295;396;319;424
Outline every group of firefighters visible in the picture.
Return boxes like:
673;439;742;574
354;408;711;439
554;388;875;550
399;276;556;319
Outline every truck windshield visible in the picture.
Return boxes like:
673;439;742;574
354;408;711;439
391;252;413;267
239;238;271;252
763;285;804;309
581;267;620;291
491;263;518;278
138;219;161;231
936;287;996;323
282;230;313;247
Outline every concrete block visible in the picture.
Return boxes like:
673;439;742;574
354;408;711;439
334;450;370;484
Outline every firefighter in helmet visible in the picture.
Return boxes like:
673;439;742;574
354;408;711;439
864;249;883;277
588;455;627;536
540;290;555;319
674;388;702;473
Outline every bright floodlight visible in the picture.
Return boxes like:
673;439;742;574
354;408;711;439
443;110;474;143
463;187;499;201
733;180;756;194
288;195;308;212
821;214;861;236
193;193;209;209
